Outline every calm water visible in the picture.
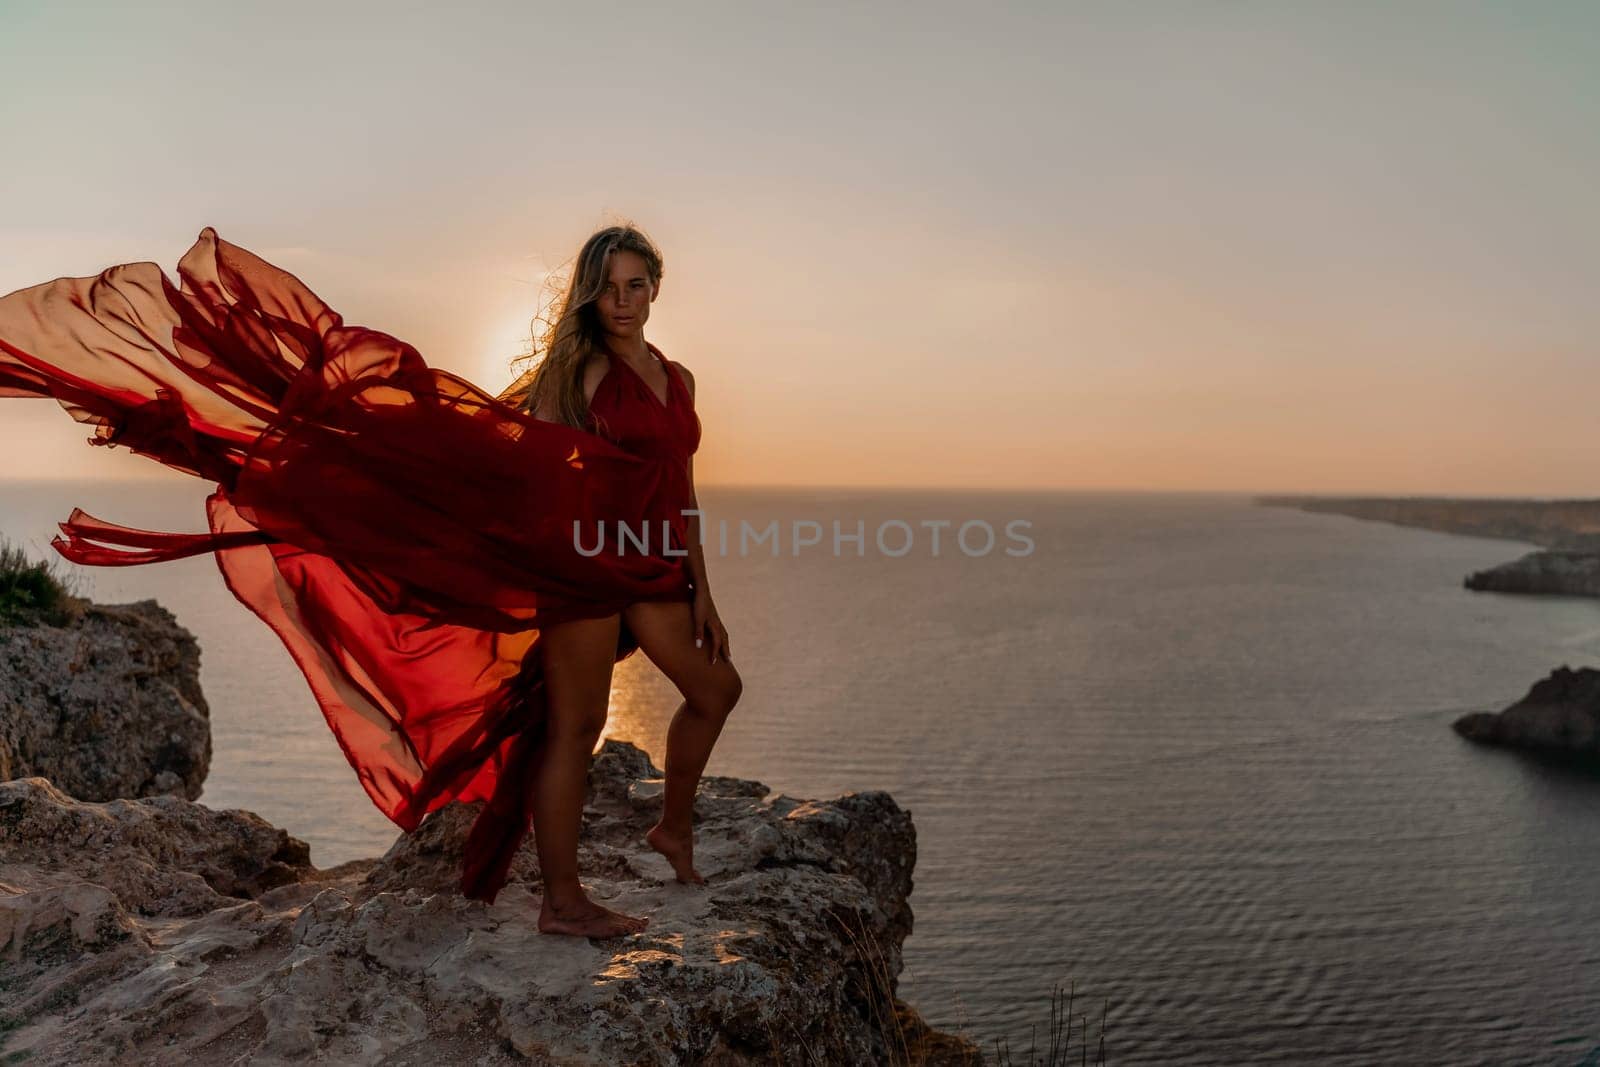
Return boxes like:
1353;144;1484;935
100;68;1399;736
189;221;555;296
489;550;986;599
4;478;1599;1065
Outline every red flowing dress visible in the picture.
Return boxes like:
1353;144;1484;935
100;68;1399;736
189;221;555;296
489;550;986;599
0;227;702;905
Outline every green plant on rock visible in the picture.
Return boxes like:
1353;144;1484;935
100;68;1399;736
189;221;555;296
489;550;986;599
0;537;84;628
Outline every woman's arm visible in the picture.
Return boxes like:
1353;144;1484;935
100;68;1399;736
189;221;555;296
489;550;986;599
675;362;730;664
677;362;709;594
683;453;711;595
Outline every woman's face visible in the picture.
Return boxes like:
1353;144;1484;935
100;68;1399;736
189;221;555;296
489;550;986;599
595;249;656;342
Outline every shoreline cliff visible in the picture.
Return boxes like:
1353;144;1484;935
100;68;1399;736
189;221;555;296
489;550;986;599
1258;496;1600;771
1256;494;1600;597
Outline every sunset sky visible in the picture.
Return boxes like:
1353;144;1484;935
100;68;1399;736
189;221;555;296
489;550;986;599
2;2;1597;494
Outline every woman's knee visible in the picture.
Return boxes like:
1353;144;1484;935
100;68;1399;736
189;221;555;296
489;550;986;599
694;666;743;721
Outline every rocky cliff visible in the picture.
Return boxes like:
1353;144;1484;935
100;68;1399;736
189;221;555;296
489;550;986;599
0;601;976;1065
0;599;211;802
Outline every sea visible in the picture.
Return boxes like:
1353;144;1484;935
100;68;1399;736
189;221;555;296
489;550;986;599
3;478;1598;1066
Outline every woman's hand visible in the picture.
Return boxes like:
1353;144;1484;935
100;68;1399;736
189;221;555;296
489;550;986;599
692;588;731;665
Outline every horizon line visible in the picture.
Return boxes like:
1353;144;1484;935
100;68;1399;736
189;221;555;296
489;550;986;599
0;476;1596;501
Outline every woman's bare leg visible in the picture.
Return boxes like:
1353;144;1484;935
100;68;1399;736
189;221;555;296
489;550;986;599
532;611;649;937
622;599;744;884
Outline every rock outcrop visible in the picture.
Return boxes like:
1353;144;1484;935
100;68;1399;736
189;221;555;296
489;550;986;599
1462;551;1600;596
0;599;211;801
1453;665;1600;759
0;738;976;1065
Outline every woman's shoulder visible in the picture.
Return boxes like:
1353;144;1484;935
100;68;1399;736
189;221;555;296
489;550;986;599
669;359;695;399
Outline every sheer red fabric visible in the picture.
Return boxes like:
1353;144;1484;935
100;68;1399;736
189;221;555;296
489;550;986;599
0;227;701;905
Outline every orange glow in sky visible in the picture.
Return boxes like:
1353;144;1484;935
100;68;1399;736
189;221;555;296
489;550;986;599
2;5;1597;495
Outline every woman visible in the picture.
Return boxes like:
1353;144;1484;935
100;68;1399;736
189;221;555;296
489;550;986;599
0;222;742;938
500;226;742;937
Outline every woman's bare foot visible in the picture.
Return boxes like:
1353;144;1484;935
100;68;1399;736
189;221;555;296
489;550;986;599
646;822;706;884
537;894;650;938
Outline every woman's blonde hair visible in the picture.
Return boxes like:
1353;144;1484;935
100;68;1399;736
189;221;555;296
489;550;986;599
496;221;665;431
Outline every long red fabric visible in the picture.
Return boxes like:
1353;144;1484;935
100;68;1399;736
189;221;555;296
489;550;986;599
0;227;700;905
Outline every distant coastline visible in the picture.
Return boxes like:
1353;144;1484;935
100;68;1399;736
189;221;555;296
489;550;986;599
1255;494;1600;597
